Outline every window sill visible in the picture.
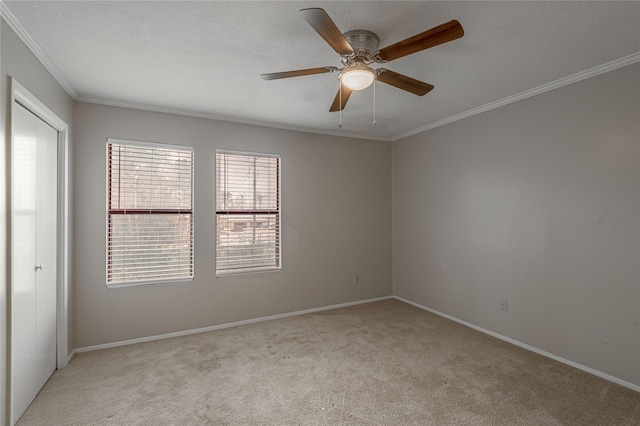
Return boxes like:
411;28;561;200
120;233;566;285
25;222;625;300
106;277;194;289
216;267;281;278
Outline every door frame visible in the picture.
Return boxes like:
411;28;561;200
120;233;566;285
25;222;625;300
8;78;70;423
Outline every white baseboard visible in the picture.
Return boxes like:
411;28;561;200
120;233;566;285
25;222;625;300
65;350;75;366
393;296;640;394
75;295;393;353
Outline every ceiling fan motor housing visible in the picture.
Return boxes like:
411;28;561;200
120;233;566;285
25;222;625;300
343;30;380;62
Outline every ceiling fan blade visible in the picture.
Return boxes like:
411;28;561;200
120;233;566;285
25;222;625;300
261;66;337;80
329;85;353;112
376;20;464;62
300;8;354;56
376;70;434;96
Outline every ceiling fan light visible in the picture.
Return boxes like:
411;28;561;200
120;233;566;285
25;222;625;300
341;68;375;91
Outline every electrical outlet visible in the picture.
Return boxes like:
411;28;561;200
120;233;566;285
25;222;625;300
354;274;360;284
499;298;508;312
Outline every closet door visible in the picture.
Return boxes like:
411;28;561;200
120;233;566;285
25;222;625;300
12;101;58;423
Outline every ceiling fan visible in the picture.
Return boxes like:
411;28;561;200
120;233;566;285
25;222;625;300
260;8;464;112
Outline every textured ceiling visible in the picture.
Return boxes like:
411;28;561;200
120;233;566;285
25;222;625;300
3;1;640;141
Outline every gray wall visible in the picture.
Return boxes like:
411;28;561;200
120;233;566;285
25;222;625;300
1;18;75;425
73;102;392;348
392;63;640;386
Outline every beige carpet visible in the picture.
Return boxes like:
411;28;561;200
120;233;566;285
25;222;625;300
17;299;640;425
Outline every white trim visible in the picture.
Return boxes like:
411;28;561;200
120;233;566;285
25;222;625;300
5;0;637;143
4;0;637;143
76;95;392;142
214;266;282;279
75;296;393;353
216;148;281;159
56;120;71;372
12;82;68;131
66;350;76;366
393;52;640;141
77;53;640;143
107;137;194;153
106;277;195;289
0;2;79;99
393;296;640;394
9;78;71;424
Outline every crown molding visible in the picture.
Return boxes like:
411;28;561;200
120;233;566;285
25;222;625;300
3;0;637;143
76;94;392;142
1;0;79;99
393;51;640;142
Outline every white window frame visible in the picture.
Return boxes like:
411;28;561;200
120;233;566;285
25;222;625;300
106;138;194;287
215;149;281;277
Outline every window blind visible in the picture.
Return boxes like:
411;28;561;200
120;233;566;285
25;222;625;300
107;140;194;285
215;151;280;275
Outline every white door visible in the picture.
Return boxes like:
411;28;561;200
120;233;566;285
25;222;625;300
11;101;58;423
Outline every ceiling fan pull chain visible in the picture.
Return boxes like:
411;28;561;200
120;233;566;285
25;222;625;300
339;80;343;128
373;78;377;126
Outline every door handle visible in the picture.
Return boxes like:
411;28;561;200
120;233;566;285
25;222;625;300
34;265;43;271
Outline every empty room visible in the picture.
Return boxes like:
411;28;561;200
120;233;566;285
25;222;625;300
1;1;639;425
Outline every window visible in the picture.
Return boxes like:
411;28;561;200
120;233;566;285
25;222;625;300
107;139;193;286
216;150;280;276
